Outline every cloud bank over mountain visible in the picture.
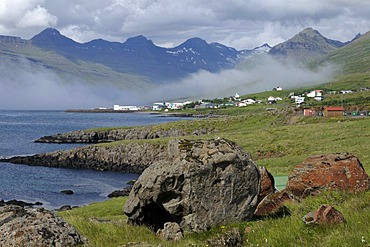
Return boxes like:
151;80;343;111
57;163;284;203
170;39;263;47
0;58;143;110
0;55;337;110
150;55;338;101
0;0;369;49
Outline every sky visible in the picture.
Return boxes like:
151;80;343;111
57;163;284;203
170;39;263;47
0;0;368;109
0;0;370;50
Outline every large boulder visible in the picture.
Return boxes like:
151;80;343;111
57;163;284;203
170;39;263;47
124;138;260;232
286;153;369;199
0;204;86;246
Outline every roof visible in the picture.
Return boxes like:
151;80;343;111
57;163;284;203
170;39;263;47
325;106;344;111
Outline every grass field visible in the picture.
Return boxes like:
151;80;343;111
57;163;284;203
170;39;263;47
58;190;370;247
57;101;370;246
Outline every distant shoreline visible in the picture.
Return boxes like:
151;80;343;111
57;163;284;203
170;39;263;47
65;109;134;113
64;109;215;118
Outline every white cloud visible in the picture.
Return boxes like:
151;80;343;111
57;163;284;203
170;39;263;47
17;5;57;28
0;0;370;49
145;55;338;102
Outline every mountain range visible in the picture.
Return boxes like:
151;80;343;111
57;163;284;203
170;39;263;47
0;28;269;85
1;27;369;91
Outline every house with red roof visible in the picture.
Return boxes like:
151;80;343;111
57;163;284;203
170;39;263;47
324;106;344;117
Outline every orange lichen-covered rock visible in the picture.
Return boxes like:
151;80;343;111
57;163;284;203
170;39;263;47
286;153;369;199
302;204;345;225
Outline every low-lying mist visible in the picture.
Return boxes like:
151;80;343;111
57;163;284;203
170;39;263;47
153;55;339;101
0;55;338;110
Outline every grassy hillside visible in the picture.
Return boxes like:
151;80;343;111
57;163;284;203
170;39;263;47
0;41;153;90
55;102;370;246
317;31;370;89
93;105;370;175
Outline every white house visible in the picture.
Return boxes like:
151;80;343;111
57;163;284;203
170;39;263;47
267;96;277;104
294;96;305;104
307;90;323;98
244;98;256;104
152;102;167;111
169;102;184;110
113;105;139;111
273;86;283;91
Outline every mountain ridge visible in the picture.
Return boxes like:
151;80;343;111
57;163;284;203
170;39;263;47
268;27;349;63
1;27;368;92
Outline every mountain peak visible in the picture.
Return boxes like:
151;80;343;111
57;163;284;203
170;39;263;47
31;28;62;39
269;27;346;62
179;37;208;48
124;35;154;46
31;28;78;49
300;27;320;35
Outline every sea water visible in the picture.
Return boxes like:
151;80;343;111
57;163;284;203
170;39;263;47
0;110;186;209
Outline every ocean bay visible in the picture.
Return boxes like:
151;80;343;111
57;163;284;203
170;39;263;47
0;110;186;209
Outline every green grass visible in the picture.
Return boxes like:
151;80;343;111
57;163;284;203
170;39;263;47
56;94;370;246
58;191;370;247
92;108;370;175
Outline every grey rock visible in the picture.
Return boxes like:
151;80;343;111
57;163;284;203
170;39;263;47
35;126;194;143
108;187;132;198
0;205;86;246
124;138;260;232
4;142;168;173
61;190;74;195
156;222;183;241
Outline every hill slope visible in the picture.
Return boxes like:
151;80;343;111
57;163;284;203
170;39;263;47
0;34;153;90
316;31;370;89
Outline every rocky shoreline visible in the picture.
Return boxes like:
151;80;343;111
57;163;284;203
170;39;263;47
35;125;212;143
12;124;214;173
2;142;169;173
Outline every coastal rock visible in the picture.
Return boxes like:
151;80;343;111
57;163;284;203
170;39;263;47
286;153;369;199
35;126;213;143
0;199;42;207
108;187;132;198
124;138;260;232
61;190;74;195
0;204;86;246
4;142;168;173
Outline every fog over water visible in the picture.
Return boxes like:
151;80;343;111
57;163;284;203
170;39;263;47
0;55;338;110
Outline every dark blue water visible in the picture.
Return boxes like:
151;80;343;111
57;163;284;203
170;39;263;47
0;110;186;209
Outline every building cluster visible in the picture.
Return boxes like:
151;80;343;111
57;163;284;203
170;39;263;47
110;86;369;117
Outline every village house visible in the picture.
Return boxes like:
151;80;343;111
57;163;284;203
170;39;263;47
324;106;344;117
152;102;167;111
307;90;323;98
113;105;139;111
340;90;353;94
294;96;305;105
267;96;277;104
304;109;316;116
235;98;256;107
199;102;217;109
168;102;184;110
273;86;283;91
